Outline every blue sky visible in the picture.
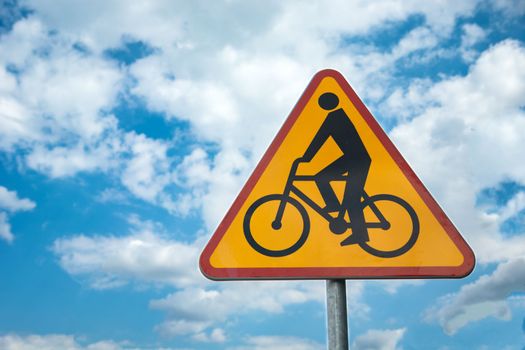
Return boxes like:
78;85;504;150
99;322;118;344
0;1;524;349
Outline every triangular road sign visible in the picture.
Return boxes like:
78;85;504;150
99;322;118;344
200;69;475;280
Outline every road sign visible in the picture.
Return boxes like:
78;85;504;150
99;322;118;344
200;69;475;280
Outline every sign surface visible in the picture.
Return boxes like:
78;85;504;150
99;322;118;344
200;69;475;280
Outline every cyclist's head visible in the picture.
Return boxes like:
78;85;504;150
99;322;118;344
318;92;339;110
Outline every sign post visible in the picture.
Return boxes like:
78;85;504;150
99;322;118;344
199;69;475;348
326;279;349;350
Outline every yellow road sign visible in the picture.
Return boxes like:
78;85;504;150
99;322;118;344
200;69;475;280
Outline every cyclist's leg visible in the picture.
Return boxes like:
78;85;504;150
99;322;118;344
340;161;371;245
316;156;347;212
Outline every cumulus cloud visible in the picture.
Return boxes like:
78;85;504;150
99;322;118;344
149;278;333;340
0;213;14;243
121;1;480;231
21;0;478;52
52;216;201;289
0;334;123;350
150;281;324;326
0;16;183;214
425;258;525;335
392;26;439;58
149;274;369;340
0;185;36;242
120;133;173;203
0;17;123;150
95;188;129;204
491;0;525;16
389;39;525;264
352;328;406;350
4;1;476;229
0;19;188;213
375;280;425;295
1;1;486;227
384;40;525;336
0;186;36;212
26;137;123;178
192;327;226;343
460;23;486;62
50;215;353;340
149;278;371;340
230;335;324;350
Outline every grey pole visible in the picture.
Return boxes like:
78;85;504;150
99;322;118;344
326;279;349;350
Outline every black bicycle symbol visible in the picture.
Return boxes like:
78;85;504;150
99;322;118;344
243;159;420;258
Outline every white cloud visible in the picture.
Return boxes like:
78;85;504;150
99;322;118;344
389;39;525;264
461;23;486;47
26;136;123;178
0;333;185;350
392;26;439;58
352;328;406;350
0;17;47;66
0;185;36;242
19;0;187;52
230;335;324;350
122;1;480;231
155;319;209;338
496;191;525;223
0;334;122;350
150;266;369;340
120;133;172;203
52;217;202;289
0;18;184;210
149;278;368;340
151;281;323;320
460;23;486;62
376;280;425;295
95;188;129;204
425;258;525;335
0;92;38;151
1;1;485;225
0;17;123;150
0;16;190;214
0;16;182;212
21;1;478;52
191;328;226;343
0;16;140;191
4;1;475;230
0;185;36;212
150;280;327;339
491;0;525;16
208;328;227;343
171;147;252;229
51;215;367;341
0;212;14;243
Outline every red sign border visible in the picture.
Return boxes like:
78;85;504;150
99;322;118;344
199;69;475;280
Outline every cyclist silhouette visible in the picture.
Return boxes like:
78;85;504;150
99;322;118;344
297;92;371;246
244;93;419;258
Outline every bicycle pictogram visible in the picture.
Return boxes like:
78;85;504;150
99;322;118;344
243;92;420;258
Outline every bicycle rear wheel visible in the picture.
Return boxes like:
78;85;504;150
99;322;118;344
243;194;309;257
359;194;419;258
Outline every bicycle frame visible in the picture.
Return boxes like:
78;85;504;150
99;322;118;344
273;159;389;230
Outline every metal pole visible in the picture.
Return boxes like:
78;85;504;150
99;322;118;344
326;279;349;350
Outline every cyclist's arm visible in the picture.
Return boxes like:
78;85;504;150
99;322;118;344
301;116;332;162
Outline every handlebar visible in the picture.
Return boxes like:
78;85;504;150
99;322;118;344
290;158;304;176
289;158;349;182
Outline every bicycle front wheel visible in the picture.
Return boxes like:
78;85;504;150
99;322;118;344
243;194;310;257
359;194;419;258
